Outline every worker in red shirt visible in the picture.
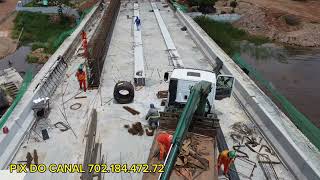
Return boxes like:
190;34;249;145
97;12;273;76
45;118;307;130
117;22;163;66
76;66;87;92
156;133;173;160
81;30;87;40
217;150;237;175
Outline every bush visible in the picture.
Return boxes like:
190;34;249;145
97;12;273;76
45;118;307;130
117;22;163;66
230;1;237;8
194;16;270;55
27;54;39;63
12;12;74;53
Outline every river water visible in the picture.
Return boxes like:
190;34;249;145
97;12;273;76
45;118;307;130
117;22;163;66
0;46;42;76
239;42;320;127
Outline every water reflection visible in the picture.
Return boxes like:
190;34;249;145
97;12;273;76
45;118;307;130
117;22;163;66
0;46;42;76
239;41;320;127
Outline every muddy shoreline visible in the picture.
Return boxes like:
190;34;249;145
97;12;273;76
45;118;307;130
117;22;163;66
215;0;320;47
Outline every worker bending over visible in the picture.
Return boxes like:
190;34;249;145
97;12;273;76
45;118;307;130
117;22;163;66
217;150;236;175
156;133;173;160
145;104;160;128
76;66;87;92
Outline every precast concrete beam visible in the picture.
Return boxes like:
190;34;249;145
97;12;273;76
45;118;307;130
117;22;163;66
133;3;145;86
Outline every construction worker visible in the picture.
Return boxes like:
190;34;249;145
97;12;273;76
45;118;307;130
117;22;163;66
76;66;87;92
135;16;141;31
145;104;160;128
217;150;237;175
156;133;173;160
81;31;88;58
81;30;87;40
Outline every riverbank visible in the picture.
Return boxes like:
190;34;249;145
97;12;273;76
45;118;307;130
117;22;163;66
11;12;75;63
0;0;18;58
194;16;270;55
215;0;320;47
194;16;320;127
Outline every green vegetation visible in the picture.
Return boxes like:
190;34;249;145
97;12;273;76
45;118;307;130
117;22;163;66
25;0;73;7
188;0;217;6
26;54;39;63
12;12;74;54
194;16;270;55
24;1;41;7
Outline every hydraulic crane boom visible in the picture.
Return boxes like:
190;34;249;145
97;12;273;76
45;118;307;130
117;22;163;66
159;81;212;180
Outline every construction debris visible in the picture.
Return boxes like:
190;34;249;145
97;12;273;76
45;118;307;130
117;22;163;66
70;103;82;110
75;96;87;99
26;152;33;169
153;136;209;179
54;122;70;132
123;106;140;115
146;128;155;136
180;26;187;31
157;90;168;99
127;122;144;136
161;99;166;106
175;137;209;169
33;150;38;165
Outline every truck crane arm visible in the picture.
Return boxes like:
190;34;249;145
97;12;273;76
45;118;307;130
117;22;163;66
159;81;212;180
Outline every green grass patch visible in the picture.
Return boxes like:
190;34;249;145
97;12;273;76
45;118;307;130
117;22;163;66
194;16;270;55
24;0;74;7
27;54;39;63
24;1;42;7
12;12;74;53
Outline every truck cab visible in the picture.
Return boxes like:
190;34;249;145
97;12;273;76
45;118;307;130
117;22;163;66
164;68;234;113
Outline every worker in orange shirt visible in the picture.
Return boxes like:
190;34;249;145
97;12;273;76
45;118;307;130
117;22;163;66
217;150;237;175
76;66;87;92
156;133;173;160
81;30;87;40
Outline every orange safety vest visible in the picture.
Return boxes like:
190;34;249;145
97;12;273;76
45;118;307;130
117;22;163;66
81;31;87;40
76;71;86;81
157;133;172;153
218;150;233;164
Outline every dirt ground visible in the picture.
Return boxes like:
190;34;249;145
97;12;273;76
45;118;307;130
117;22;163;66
0;0;17;21
243;0;320;23
216;0;320;47
0;0;19;58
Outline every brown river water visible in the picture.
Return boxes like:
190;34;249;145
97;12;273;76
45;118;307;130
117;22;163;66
239;42;320;127
0;46;42;76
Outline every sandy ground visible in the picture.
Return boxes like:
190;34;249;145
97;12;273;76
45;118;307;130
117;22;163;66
244;0;320;22
216;0;320;47
0;0;18;20
0;0;18;58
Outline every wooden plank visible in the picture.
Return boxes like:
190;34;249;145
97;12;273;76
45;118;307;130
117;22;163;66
142;130;216;180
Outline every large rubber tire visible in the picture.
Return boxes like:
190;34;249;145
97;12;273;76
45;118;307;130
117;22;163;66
113;81;134;104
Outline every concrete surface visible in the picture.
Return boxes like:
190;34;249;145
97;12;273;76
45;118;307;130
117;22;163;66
133;3;146;86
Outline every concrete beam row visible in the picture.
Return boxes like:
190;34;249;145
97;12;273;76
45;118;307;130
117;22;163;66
151;2;183;68
133;3;145;86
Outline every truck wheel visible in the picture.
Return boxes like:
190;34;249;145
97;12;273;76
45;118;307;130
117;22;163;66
113;81;134;104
